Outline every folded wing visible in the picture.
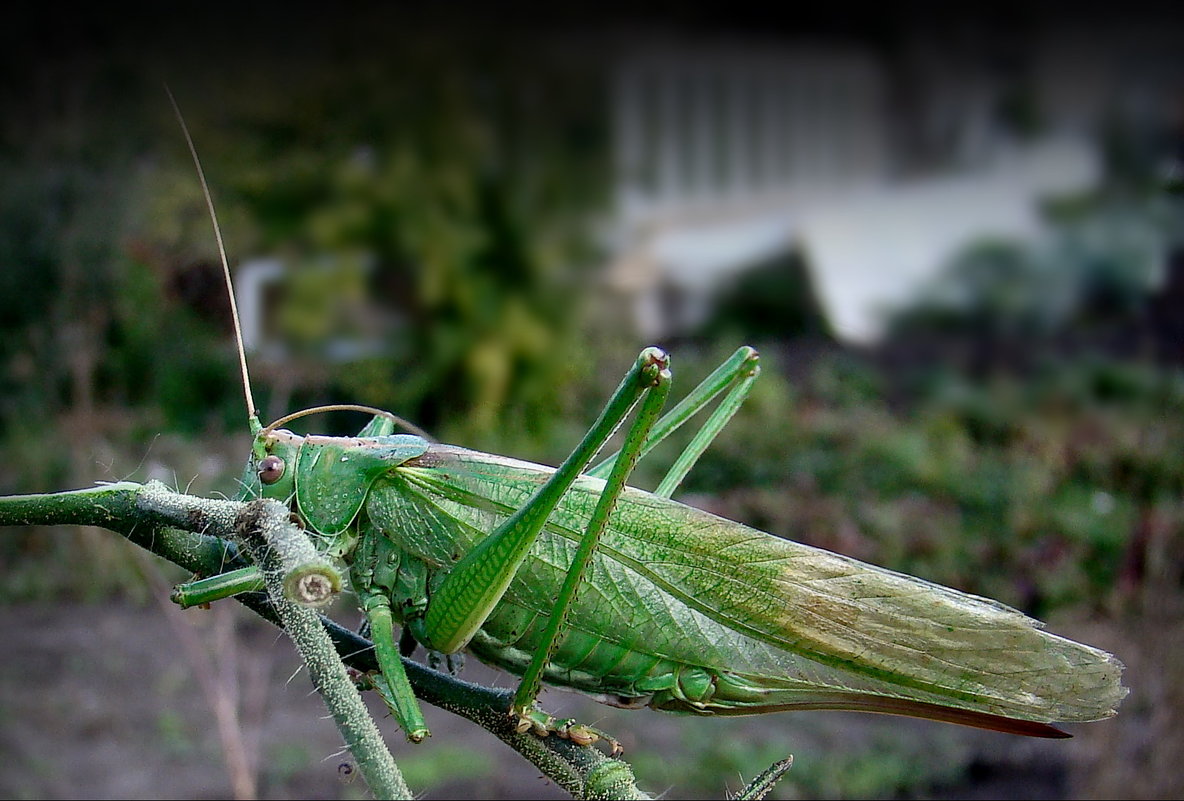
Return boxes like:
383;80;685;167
378;445;1126;726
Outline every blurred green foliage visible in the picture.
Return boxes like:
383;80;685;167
699;247;834;342
186;49;610;449
1;23;611;452
0;25;614;599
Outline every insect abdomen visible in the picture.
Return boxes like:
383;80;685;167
466;598;702;705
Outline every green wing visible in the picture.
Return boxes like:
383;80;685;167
367;444;1126;728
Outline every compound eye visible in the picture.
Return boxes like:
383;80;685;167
258;455;286;484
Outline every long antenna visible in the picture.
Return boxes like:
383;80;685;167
165;84;258;425
261;404;435;441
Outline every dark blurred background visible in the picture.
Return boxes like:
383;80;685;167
2;2;1183;798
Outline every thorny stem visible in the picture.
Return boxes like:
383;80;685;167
232;499;341;606
234;498;410;800
730;757;794;801
0;481;653;800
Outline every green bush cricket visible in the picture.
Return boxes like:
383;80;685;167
0;93;1126;793
157;90;1126;754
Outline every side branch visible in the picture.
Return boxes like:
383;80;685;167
0;481;249;576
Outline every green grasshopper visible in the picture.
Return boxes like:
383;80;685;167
167;95;1125;752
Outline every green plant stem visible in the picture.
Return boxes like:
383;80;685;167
0;481;651;800
730;757;793;800
234;498;410;800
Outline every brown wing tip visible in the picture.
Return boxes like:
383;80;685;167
694;693;1079;739
854;697;1076;739
1020;721;1073;739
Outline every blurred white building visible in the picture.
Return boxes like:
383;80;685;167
600;38;1123;343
